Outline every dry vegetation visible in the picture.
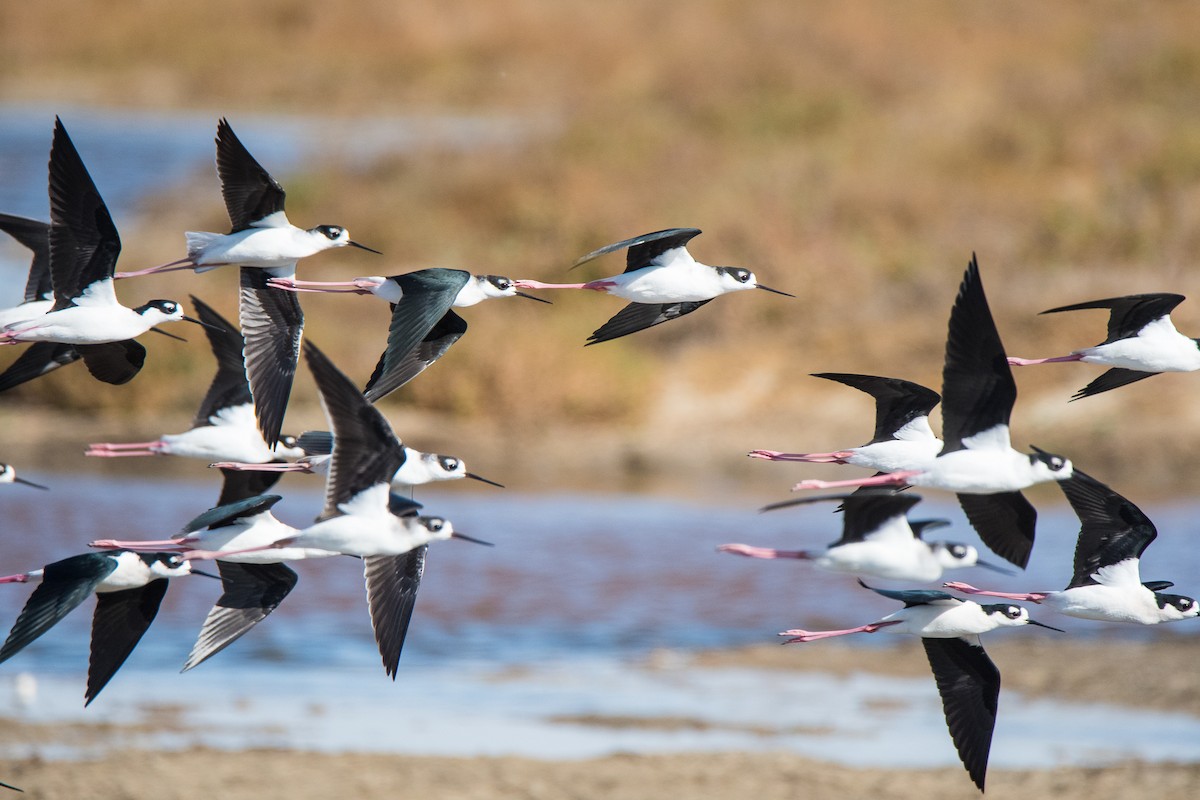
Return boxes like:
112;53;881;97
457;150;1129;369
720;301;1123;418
2;2;1200;494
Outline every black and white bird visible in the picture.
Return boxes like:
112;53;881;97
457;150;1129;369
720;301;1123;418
0;550;209;704
779;580;1060;791
211;429;503;489
117;120;379;448
0;213;54;328
946;470;1200;624
1007;293;1200;399
512;228;793;344
266;268;549;401
792;255;1075;569
0;463;47;491
85;297;303;463
719;491;1009;582
0;119;208;385
749;373;943;472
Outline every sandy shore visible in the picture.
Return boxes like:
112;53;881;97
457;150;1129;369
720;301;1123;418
1;637;1197;799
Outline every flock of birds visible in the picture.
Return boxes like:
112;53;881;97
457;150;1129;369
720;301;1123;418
0;115;1197;793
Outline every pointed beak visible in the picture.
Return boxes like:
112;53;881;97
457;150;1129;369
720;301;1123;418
190;568;221;580
755;284;796;298
13;476;48;490
976;559;1016;576
451;532;494;546
515;291;552;304
184;315;227;333
150;327;188;343
466;472;505;488
348;241;383;254
1027;619;1065;633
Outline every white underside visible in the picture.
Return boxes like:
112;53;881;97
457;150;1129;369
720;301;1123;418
1078;317;1200;372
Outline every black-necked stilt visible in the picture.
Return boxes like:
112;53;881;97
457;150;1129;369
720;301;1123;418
512;228;793;344
0;213;53;328
0;551;212;704
1007;293;1200;399
749;373;943;472
792;255;1074;569
946;470;1199;624
780;579;1060;791
116;118;380;279
0;120;210;384
267;269;549;401
85;296;303;463
720;491;1009;582
0;464;47;491
211;429;504;488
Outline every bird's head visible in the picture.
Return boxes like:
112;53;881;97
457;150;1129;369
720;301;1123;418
1028;445;1073;482
714;267;794;298
311;224;381;255
981;602;1062;631
1155;593;1200;621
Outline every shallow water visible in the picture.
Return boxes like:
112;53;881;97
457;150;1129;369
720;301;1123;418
0;472;1197;766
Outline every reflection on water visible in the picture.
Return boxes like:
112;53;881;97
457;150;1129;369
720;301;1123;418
0;472;1198;765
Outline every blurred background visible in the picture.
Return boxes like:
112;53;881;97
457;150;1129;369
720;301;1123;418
2;2;1200;496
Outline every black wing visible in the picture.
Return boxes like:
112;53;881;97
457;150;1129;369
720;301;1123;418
190;296;252;428
239;268;303;447
47;118;122;309
180;494;283;535
76;340;146;385
0;213;52;302
182;561;298;672
1070;367;1156;401
956;491;1036;569
304;341;406;518
0;342;81;392
296;429;334;456
571;228;703;274
85;579;169;705
858;579;959;607
833;492;922;546
812;373;941;445
586;300;713;346
0;553;117;664
1058;470;1157;590
363;546;427;679
360;304;468;407
940;255;1016;453
215;467;284;508
922;636;999;792
1043;293;1186;344
215;118;287;232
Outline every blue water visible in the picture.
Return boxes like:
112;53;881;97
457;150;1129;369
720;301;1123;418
0;472;1198;767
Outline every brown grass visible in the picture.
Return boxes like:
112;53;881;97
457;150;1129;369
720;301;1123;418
2;2;1200;494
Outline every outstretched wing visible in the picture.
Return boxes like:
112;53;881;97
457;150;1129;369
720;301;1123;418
586;300;713;345
85;580;169;705
1042;293;1186;344
363;547;428;679
922;636;999;792
182;561;299;672
215;118;287;231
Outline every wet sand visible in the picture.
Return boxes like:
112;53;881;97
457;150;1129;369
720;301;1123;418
2;637;1197;799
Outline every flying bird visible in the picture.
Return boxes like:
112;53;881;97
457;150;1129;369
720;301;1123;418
946;470;1200;624
1007;293;1200;399
0;463;47;491
512;228;793;344
792;255;1075;569
779;580;1060;791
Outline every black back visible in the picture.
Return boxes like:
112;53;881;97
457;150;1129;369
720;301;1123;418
859;579;959;608
47;118;122;310
571;228;703;273
940;255;1016;453
813;373;941;445
216;466;284;507
0;212;52;302
215;118;287;232
180;494;284;535
363;546;428;679
921;636;1000;791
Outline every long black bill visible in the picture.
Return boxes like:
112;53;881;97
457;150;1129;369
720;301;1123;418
13;476;48;491
756;284;796;297
977;559;1017;576
150;327;188;343
466;472;505;488
184;315;227;333
190;568;222;580
1027;619;1065;633
348;240;383;254
515;291;553;304
451;532;494;546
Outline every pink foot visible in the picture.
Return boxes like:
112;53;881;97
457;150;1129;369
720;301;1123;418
943;581;1046;602
90;538;188;551
209;461;307;473
717;543;810;560
113;258;197;279
748;450;850;463
778;620;899;643
510;279;592;291
1007;354;1083;366
0;574;30;583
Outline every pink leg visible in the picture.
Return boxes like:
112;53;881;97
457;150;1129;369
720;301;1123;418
0;573;30;583
792;471;917;492
85;450;164;458
87;441;165;450
113;257;199;279
943;581;1047;602
1007;354;1084;366
748;449;851;463
209;461;310;473
778;619;901;643
510;279;598;291
90;537;191;551
717;544;812;560
180;538;296;561
266;278;377;294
